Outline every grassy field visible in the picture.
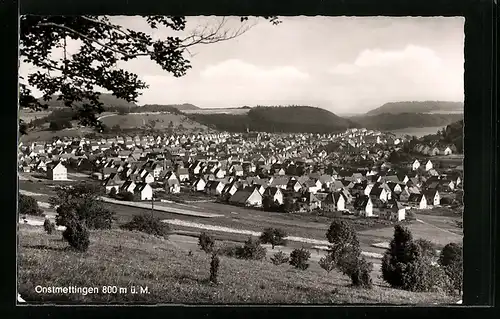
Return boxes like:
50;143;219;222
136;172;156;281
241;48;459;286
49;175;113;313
100;113;209;131
18;225;456;304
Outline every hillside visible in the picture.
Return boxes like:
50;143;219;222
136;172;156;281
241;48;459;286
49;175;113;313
100;113;210;132
168;103;200;111
18;225;454;304
23;93;138;110
349;113;464;131
421;119;464;153
366;101;463;116
187;106;358;133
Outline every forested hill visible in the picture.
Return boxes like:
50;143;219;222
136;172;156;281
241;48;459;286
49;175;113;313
187;105;359;133
420;119;464;153
366;101;463;115
28;93;137;109
349;113;464;131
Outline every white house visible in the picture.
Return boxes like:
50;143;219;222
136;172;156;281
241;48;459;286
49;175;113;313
354;195;373;217
412;160;421;171
425;160;434;171
46;162;67;181
165;179;181;194
192;178;207;192
323;192;345;212
135;183;153;201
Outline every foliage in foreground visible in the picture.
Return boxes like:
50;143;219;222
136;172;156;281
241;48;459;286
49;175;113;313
259;227;287;249
217;238;266;261
120;214;170;238
439;242;463;295
19;194;43;216
51;183;114;230
381;225;451;292
325;220;373;288
62;220;90;252
198;232;216;254
270;251;289;266
289;248;311;270
43;218;55;234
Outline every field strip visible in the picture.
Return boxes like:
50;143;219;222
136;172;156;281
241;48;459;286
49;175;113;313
162;219;384;259
416;219;459;236
99;197;223;218
19;190;47;197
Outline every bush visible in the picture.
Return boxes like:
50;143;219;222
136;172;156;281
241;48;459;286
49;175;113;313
439;242;463;295
259;227;287;249
319;254;336;273
414;238;438;259
62;220;90;252
118;191;135;201
198;232;216;254
289;248;311;270
240;237;267;261
270;251;289;265
109;188;117;198
19;194;43;216
402;258;451;293
43;218;56;234
209;252;220;284
120;214;170;238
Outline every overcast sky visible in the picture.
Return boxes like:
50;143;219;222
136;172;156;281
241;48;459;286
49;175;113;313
20;16;464;114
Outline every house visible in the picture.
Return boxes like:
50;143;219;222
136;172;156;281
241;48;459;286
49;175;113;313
287;179;303;193
397;188;411;202
229;187;263;207
165;178;181;194
134;183;153;201
263;187;284;206
443;146;453;156
296;192;321;212
142;172;155;184
424;190;441;207
46;162;67;181
120;180;137;194
425;160;434;171
206;180;225;196
222;182;239;196
369;187;388;202
192;177;207;192
322;192;346;212
354;195;374;217
412;160;421;171
177;168;190;182
103;178;122;194
381;200;406;221
408;193;427;209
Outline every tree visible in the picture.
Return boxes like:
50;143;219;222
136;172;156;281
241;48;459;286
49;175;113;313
289;248;311;270
439;242;463;295
259;227;287;249
198;232;216;254
282;196;295;213
381;225;420;289
325;220;373;288
49;120;62;131
20;16;280;134
62;219;90;252
108;187;117;198
43;218;56;234
209;252;220;284
50;183;114;230
240;237;267;261
319;254;336;273
270;251;289;265
414;238;438;259
19;194;44;216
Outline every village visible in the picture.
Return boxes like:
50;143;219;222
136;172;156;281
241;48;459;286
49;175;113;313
18;127;463;224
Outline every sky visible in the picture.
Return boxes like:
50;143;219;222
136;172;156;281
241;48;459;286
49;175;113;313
20;16;465;115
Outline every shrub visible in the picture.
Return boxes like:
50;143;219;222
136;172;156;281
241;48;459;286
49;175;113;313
270;251;289;265
402;258;451;293
319;254;336;273
62;220;90;252
439;242;463;295
120;214;170;238
240;237;267;261
209;252;220;284
414;238;438;259
43;218;56;234
19;194;43;216
118;191;135;201
109;188;117;198
259;227;287;249
289;248;311;270
198;232;216;254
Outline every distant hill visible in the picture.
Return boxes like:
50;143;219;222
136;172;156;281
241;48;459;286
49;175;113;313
187;105;358;133
167;103;200;111
349;113;464;131
366;101;463;116
29;93;138;110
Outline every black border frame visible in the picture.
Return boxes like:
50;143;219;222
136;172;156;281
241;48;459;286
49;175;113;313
1;0;498;318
